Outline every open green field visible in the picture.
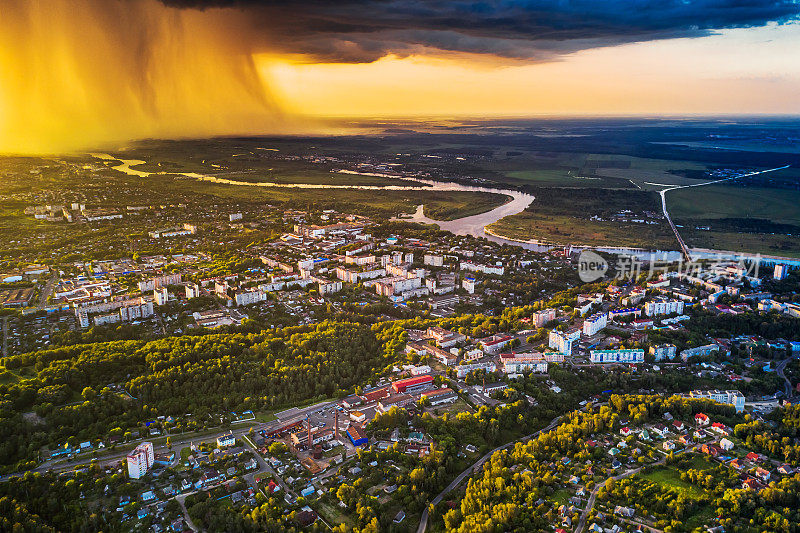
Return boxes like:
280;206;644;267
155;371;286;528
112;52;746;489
638;466;706;498
501;169;630;188
475;151;708;190
487;186;678;249
668;185;800;256
669;185;800;224
489;212;678;249
682;229;800;258
226;171;415;187
423;192;509;221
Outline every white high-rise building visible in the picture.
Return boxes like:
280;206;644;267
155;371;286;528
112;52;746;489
582;312;608;336
548;328;580;355
185;282;201;299
127;442;155;479
774;264;789;281
644;299;684;317
688;390;745;413
154;287;169;306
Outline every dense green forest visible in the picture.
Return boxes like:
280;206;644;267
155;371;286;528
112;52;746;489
0;321;403;470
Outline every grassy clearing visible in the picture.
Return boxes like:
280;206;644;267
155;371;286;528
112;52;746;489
669;186;800;224
638;467;706;498
550;488;572;505
682;229;800;258
227;170;415;188
426;398;475;417
315;501;354;528
423;192;509;220
489;212;677;249
502;170;630;189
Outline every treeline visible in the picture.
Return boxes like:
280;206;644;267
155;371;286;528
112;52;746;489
0;321;397;470
686;310;800;341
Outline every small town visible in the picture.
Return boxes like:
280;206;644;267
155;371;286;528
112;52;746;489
2;208;799;532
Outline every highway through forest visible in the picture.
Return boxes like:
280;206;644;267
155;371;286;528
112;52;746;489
415;416;563;533
652;165;791;262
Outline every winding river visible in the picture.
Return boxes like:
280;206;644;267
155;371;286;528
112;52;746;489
91;153;800;266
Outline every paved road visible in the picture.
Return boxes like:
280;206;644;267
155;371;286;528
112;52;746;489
36;273;59;310
1;401;336;481
575;445;696;533
575;466;643;533
242;435;297;498
416;417;562;533
776;355;797;398
652;165;790;262
174;493;200;532
1;316;7;357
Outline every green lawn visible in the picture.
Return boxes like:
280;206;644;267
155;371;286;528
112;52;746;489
314;500;354;529
550;488;573;505
426;398;474;417
423;192;509;221
180;446;192;462
254;411;277;423
638;466;706;498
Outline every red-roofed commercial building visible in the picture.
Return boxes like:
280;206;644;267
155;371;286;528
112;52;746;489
392;375;434;393
361;387;390;403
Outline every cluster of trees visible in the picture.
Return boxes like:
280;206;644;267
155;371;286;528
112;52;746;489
733;405;800;465
0;467;168;532
599;475;700;526
687;310;800;341
0;321;400;470
185;489;324;533
438;394;737;532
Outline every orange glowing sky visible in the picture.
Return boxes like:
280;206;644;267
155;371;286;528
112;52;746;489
0;0;799;154
262;23;800;117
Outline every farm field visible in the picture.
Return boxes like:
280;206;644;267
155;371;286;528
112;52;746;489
669;185;800;224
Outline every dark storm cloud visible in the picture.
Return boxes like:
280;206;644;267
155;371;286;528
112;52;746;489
160;0;800;62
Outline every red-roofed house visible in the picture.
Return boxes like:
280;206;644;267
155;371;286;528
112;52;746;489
711;422;730;435
695;413;710;426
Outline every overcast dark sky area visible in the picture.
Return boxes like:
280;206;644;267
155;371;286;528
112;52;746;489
160;0;800;62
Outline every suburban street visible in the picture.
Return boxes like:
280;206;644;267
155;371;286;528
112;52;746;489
0;400;337;482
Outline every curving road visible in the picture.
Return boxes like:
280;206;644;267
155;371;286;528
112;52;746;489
776;355;797;399
416;417;562;533
653;165;791;262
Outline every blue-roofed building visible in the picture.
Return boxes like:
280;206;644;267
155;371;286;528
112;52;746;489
346;425;368;447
